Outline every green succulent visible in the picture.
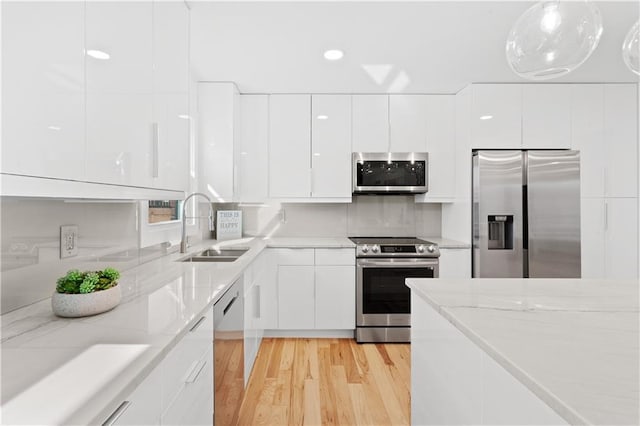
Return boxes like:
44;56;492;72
55;268;120;294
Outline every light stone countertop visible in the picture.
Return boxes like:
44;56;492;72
0;235;362;425
406;278;640;426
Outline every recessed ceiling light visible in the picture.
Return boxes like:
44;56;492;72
316;115;329;120
86;49;110;60
324;49;344;61
479;115;493;120
47;125;61;131
178;114;191;120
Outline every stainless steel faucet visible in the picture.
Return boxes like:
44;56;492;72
180;192;214;253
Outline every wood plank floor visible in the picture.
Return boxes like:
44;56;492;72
237;338;411;425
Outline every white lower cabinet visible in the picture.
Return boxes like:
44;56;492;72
315;266;355;329
438;248;471;278
412;294;568;425
244;254;266;386
271;248;355;332
278;265;316;329
109;305;214;426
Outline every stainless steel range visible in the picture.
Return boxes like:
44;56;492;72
350;237;440;343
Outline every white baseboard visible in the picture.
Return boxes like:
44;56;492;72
263;329;355;339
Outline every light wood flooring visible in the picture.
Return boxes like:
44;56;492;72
237;338;411;425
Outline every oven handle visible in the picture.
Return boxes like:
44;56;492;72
357;259;438;268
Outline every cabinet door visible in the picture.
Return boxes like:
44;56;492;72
604;84;638;198
269;95;311;198
1;2;85;180
438;249;471;278
604;198;638;279
238;95;269;202
420;95;456;201
85;1;154;187
198;82;238;202
311;95;352;198
522;84;571;149
152;1;189;192
112;365;162;425
389;95;429;152
571;85;604;198
315;266;355;329
471;84;522;149
277;265;315;329
352;95;389;152
580;198;605;279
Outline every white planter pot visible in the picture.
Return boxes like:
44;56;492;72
52;285;121;318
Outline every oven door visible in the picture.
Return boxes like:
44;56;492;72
356;257;439;327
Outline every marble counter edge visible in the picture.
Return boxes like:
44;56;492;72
406;280;590;426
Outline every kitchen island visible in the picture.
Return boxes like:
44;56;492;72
407;278;639;426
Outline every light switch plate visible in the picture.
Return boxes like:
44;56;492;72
60;225;78;259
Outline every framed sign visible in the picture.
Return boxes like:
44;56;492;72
216;210;242;241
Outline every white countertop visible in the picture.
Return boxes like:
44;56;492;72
262;236;355;248
406;278;639;426
1;237;265;425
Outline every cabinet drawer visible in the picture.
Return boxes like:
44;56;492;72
161;345;214;425
275;248;314;265
314;248;355;265
161;306;213;412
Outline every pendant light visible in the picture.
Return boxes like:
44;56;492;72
622;21;639;76
506;0;603;80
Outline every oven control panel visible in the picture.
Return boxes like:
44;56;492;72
356;242;439;258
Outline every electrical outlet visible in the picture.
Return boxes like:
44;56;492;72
60;225;78;259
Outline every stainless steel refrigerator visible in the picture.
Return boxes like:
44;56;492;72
472;150;581;278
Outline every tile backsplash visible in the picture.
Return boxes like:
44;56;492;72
0;198;140;314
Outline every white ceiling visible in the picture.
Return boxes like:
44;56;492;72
190;1;640;94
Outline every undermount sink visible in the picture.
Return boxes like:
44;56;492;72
180;247;249;263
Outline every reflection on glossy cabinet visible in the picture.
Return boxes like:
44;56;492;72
580;198;605;279
112;367;162;425
277;265;315;329
604;198;638;279
418;95;456;201
311;95;352;198
269;95;311;198
315;266;355;329
471;84;522;149
198;82;239;202
352;95;389;152
522;84;571;149
238;95;269;202
389;95;429;152
85;1;154;187
1;2;85;180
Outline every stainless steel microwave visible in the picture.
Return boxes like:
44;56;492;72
352;152;428;194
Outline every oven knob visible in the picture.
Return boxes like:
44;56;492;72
427;245;436;253
371;245;379;253
361;245;369;254
417;245;425;253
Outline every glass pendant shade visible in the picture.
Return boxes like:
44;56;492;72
506;0;603;80
622;21;639;76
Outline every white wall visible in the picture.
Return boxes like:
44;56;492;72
0;198;139;314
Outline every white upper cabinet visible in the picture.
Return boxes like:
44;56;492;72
1;2;85;180
571;85;605;198
151;1;190;192
85;1;154;187
389;95;429;152
311;95;352;198
604;84;638;198
418;95;456;202
198;82;239;202
269;95;312;198
238;95;269;202
352;95;389;152
471;84;522;148
522;84;571;149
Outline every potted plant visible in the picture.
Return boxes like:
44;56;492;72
52;267;122;317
